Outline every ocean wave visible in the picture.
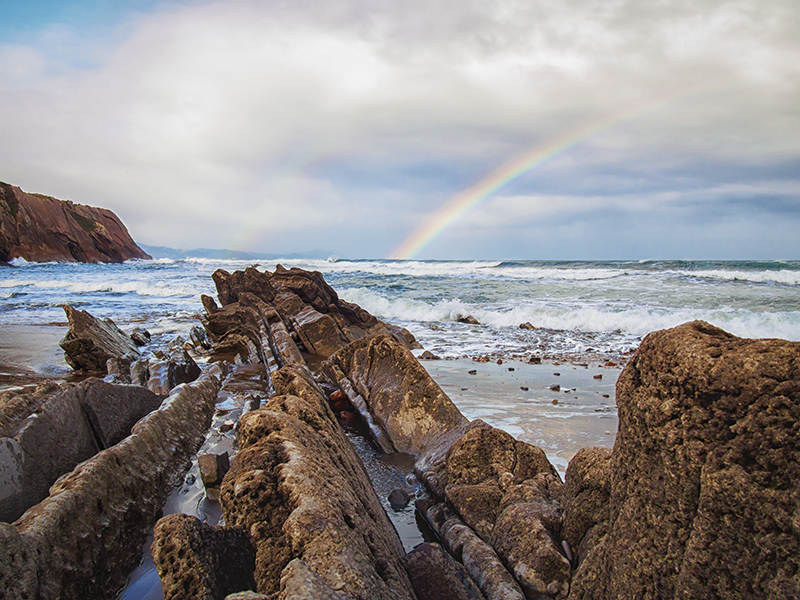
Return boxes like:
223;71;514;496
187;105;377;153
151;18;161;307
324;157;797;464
340;287;800;342
670;269;800;286
0;278;196;297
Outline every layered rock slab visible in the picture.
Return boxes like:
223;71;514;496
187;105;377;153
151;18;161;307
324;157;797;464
568;321;800;599
1;378;163;523
221;365;417;599
154;363;417;600
0;373;221;600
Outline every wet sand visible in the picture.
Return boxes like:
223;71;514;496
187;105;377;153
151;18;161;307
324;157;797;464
421;358;620;474
0;324;71;390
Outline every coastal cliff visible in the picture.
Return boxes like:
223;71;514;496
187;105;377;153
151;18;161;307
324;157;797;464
0;182;150;263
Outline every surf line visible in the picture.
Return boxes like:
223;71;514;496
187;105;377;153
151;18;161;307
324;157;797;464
388;82;725;260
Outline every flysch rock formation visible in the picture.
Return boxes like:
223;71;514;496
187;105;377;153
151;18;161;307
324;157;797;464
0;181;150;263
2;264;798;600
150;268;799;600
0;372;222;599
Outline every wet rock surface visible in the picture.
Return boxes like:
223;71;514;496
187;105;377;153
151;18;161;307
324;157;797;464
0;373;221;599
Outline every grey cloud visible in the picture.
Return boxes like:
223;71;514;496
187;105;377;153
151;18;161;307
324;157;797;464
0;0;798;258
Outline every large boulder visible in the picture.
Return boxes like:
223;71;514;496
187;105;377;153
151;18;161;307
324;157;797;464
569;321;800;599
59;305;140;372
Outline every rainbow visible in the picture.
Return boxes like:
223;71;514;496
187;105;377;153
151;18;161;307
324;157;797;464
388;83;723;259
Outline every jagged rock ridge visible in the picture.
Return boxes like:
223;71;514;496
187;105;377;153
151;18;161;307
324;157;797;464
0;181;150;263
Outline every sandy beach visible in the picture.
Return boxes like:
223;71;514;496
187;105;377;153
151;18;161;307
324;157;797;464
421;358;620;474
0;324;71;391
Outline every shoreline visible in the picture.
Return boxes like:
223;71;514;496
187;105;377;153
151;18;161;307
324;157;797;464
0;324;620;474
420;357;619;474
0;324;71;391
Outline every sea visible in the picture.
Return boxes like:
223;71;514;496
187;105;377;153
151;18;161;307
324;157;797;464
2;258;799;362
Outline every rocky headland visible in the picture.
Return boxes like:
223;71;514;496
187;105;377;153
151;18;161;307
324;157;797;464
0;182;150;263
1;265;798;599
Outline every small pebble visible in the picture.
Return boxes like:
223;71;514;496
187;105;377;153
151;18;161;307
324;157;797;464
550;384;561;391
552;399;559;405
520;386;529;391
468;369;477;375
553;372;561;376
508;367;515;371
593;374;603;379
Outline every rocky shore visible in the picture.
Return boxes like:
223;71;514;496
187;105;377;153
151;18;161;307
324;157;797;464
1;265;798;599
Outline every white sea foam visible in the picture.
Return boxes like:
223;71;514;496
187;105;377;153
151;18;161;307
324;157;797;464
668;269;800;286
341;286;800;343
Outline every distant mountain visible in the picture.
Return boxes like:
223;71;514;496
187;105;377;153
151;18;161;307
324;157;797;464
139;244;334;261
0;182;150;263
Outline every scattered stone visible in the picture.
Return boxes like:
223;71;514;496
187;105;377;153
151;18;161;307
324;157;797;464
496;359;503;365
550;384;561;392
519;322;536;330
456;315;480;325
59;305;140;372
593;374;603;379
508;367;515;371
388;488;412;511
468;370;477;375
420;350;441;360
604;361;617;367
528;356;542;364
520;386;529;391
552;399;559;405
553;372;561;376
130;328;151;346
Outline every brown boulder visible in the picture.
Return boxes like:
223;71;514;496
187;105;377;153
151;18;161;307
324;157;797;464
570;321;800;599
59;305;140;372
152;513;256;600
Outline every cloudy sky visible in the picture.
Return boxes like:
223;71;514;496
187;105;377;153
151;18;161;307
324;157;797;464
1;0;798;259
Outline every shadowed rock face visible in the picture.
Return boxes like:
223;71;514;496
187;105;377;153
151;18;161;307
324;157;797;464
0;182;150;263
568;321;800;599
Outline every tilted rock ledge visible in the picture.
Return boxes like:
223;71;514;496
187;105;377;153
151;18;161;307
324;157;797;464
0;181;150;263
1;265;798;600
